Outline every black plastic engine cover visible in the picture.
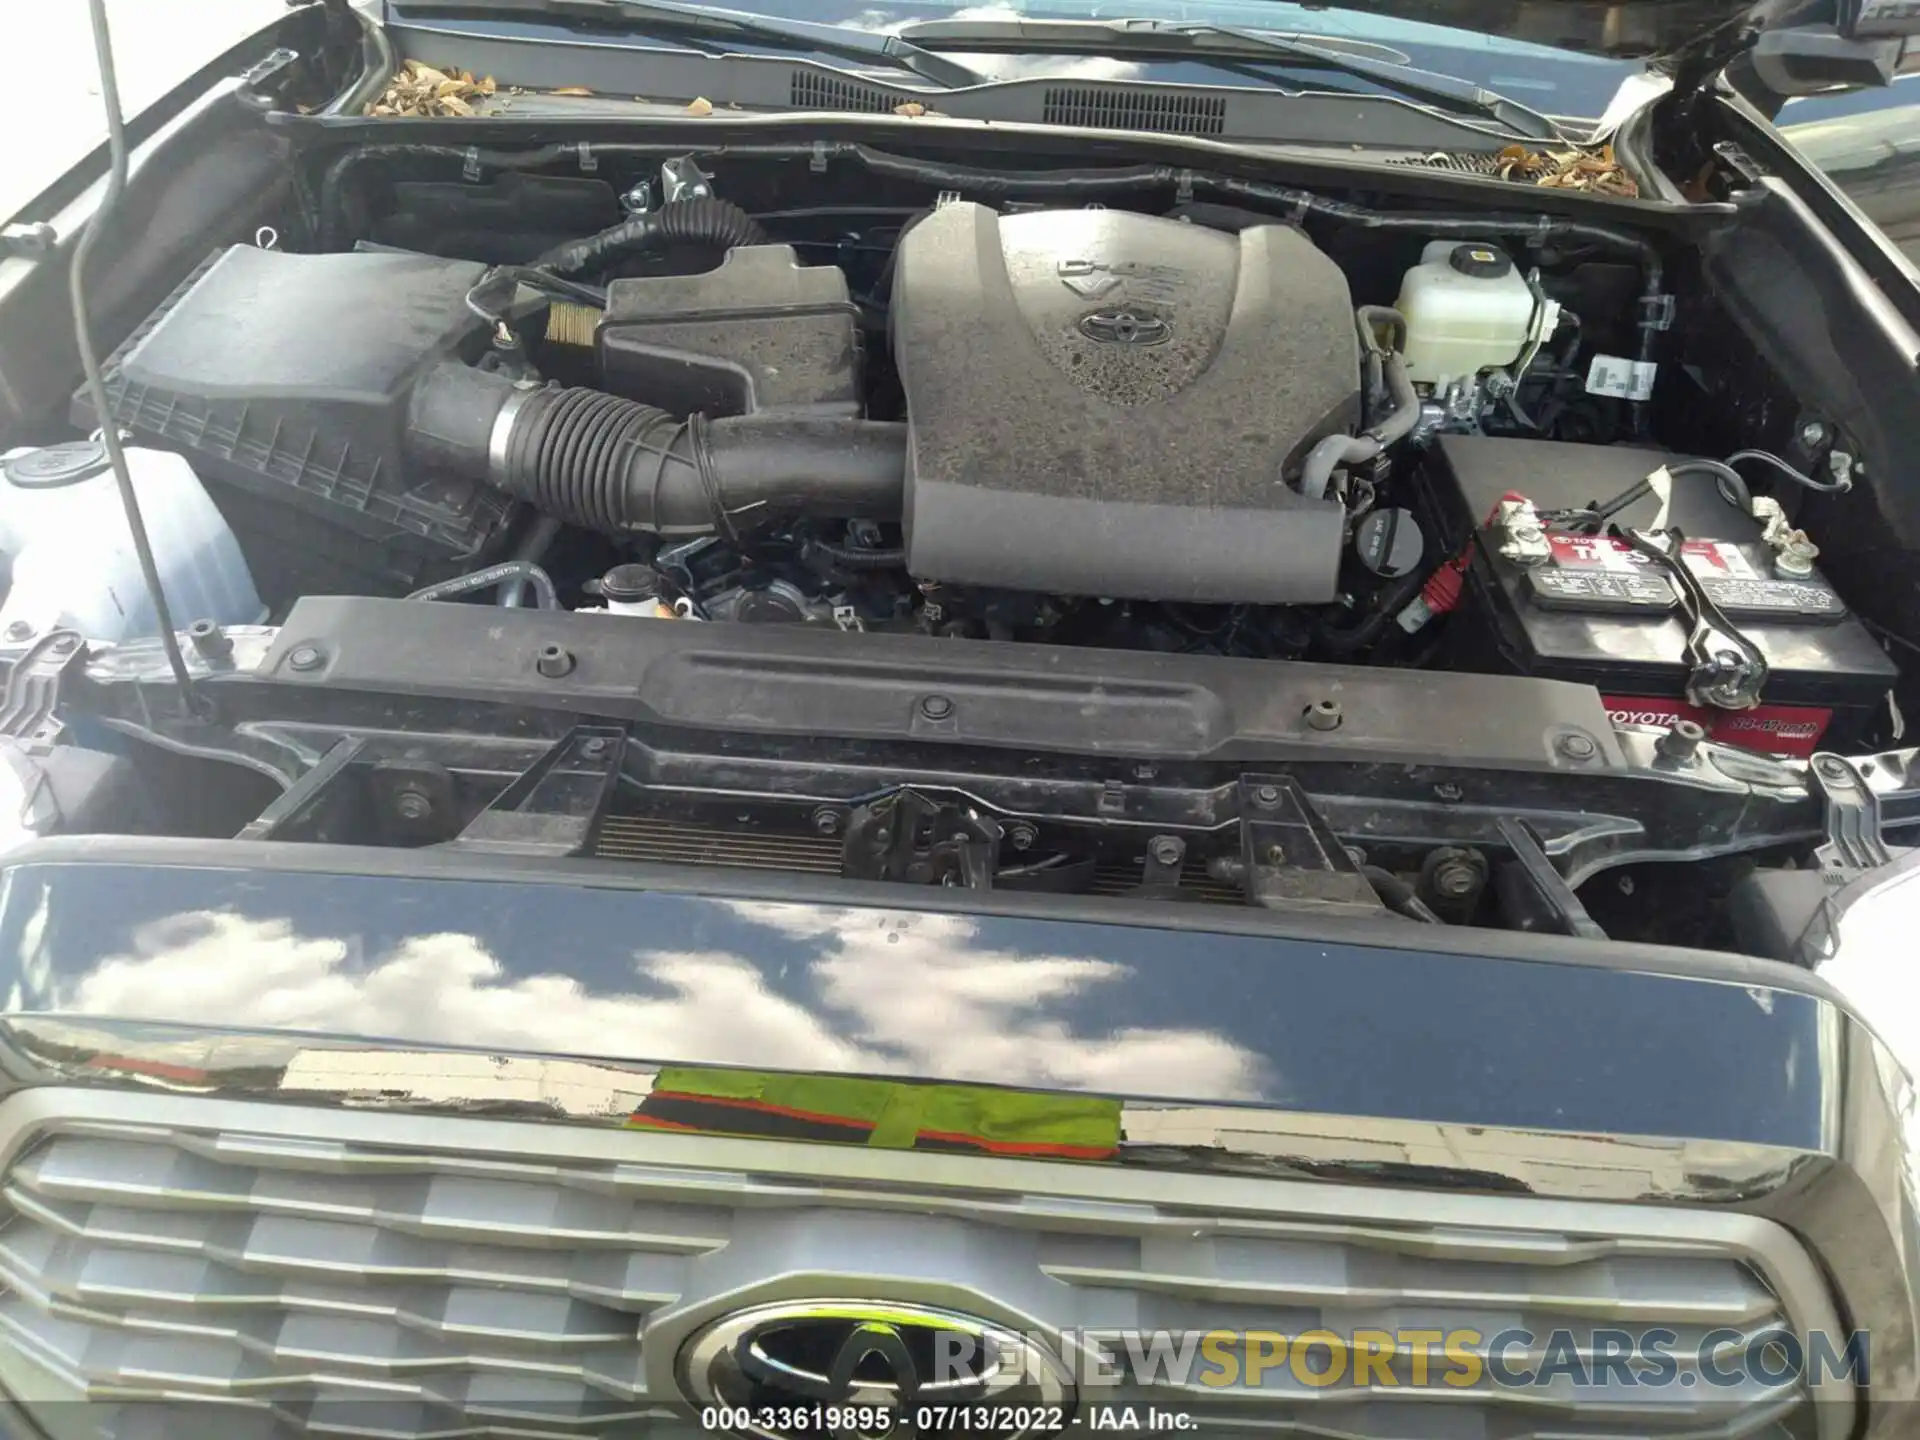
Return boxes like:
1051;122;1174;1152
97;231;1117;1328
892;203;1359;603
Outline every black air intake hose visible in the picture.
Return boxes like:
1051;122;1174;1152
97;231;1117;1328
534;198;770;279
408;363;905;538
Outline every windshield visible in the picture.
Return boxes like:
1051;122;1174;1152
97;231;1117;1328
401;0;1639;128
880;1;1634;119
1778;64;1920;264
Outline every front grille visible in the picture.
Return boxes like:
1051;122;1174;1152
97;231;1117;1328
0;1117;1823;1437
1041;86;1226;135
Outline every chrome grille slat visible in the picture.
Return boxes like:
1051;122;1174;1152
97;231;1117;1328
0;1118;1822;1439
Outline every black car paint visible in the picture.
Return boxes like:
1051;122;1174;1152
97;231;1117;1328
0;842;1829;1148
0;9;1917;1426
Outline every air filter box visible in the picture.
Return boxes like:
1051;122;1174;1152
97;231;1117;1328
1424;434;1897;755
597;244;862;418
81;246;514;599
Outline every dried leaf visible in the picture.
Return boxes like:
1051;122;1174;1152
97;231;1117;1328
686;96;714;115
1479;140;1638;198
893;101;927;117
552;85;594;96
366;60;500;118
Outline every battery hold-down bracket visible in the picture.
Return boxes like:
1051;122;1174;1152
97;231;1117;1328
1612;526;1770;710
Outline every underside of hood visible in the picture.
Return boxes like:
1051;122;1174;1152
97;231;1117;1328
1321;0;1860;75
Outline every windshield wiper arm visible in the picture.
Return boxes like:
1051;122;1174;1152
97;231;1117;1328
399;0;988;89
897;17;1563;139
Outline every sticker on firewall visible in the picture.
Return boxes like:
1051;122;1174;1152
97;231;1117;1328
1585;354;1658;401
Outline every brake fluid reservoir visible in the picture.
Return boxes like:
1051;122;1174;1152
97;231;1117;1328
1394;241;1537;388
0;441;264;643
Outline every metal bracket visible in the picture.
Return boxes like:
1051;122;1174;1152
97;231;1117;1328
0;631;84;755
843;787;1002;889
620;179;655;216
1237;776;1380;912
0;223;56;260
1711;140;1768;187
1494;817;1605;938
238;737;367;842
1138;835;1187;899
1616;527;1768;710
661;155;714;203
1812;751;1909;879
235;47;300;111
450;727;625;856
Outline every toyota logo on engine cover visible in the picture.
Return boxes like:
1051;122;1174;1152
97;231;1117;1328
676;1300;1073;1439
1078;310;1170;346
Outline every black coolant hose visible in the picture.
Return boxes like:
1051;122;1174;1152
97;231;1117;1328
808;536;909;569
1316;566;1427;656
533;198;769;279
407;363;905;538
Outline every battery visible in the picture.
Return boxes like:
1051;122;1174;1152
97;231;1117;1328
1422;434;1897;756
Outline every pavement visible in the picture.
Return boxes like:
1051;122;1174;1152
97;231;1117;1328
2;0;285;219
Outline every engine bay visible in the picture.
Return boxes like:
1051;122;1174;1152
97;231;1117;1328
8;131;1916;954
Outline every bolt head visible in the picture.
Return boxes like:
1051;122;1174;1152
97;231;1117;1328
535;644;575;678
1007;822;1036;851
1799;421;1828;449
287;644;323;672
1149;836;1185;866
919;694;953;721
393;791;432;821
1557;733;1598;761
5;620;33;641
811;807;841;836
1254;784;1281;806
581;738;608;759
1433;782;1464;802
1434;864;1478;898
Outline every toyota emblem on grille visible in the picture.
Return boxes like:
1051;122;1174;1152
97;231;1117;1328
676;1300;1074;1439
1078;310;1170;346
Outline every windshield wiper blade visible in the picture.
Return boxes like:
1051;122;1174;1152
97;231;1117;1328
896;17;1563;139
399;0;988;89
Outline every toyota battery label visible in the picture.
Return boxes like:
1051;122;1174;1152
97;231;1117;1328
1603;695;1833;759
1528;535;1847;623
1546;534;1758;578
